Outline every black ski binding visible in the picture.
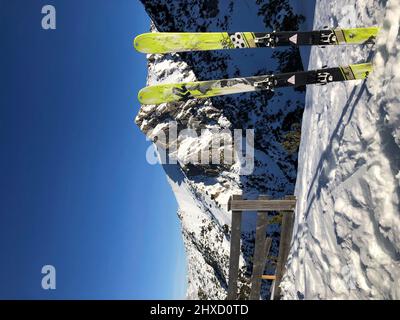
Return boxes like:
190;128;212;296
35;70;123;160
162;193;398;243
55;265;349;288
254;32;278;48
317;71;334;85
320;30;337;45
254;76;277;91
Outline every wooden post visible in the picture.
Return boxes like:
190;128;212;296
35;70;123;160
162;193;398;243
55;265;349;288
272;196;296;300
227;195;243;300
249;195;270;300
229;199;296;211
263;237;272;263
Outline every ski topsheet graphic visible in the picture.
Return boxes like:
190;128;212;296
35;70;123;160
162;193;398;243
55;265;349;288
134;27;379;54
138;63;372;105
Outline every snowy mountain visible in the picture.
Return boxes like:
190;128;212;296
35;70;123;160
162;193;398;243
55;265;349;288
136;0;310;299
281;0;400;299
135;0;399;300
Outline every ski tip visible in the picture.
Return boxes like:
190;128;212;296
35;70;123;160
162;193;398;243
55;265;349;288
137;87;148;104
133;33;153;53
138;86;163;105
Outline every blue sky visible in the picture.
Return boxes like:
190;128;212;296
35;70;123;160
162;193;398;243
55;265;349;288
0;0;186;299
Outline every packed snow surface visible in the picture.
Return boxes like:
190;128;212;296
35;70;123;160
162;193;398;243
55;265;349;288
281;0;400;299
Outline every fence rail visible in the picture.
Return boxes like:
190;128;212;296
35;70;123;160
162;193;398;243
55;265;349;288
227;194;296;300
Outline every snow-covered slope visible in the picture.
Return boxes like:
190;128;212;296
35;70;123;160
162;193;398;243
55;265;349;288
281;0;400;299
136;0;312;299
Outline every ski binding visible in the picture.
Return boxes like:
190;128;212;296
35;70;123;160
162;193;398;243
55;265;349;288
317;72;334;85
254;76;277;90
320;30;337;44
254;32;277;47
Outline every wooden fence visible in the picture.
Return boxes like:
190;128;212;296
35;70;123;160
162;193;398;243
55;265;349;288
227;194;296;300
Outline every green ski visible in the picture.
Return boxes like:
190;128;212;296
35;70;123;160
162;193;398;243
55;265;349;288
134;27;379;54
138;63;373;105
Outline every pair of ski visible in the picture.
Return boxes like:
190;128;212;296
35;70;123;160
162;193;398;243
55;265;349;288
135;27;378;105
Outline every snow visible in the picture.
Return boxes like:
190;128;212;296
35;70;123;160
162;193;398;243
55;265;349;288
163;162;238;299
281;0;400;299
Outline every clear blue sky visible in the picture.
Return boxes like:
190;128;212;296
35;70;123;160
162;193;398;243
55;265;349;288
0;0;186;299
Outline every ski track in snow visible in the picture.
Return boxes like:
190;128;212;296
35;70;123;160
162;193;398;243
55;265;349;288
281;0;400;299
